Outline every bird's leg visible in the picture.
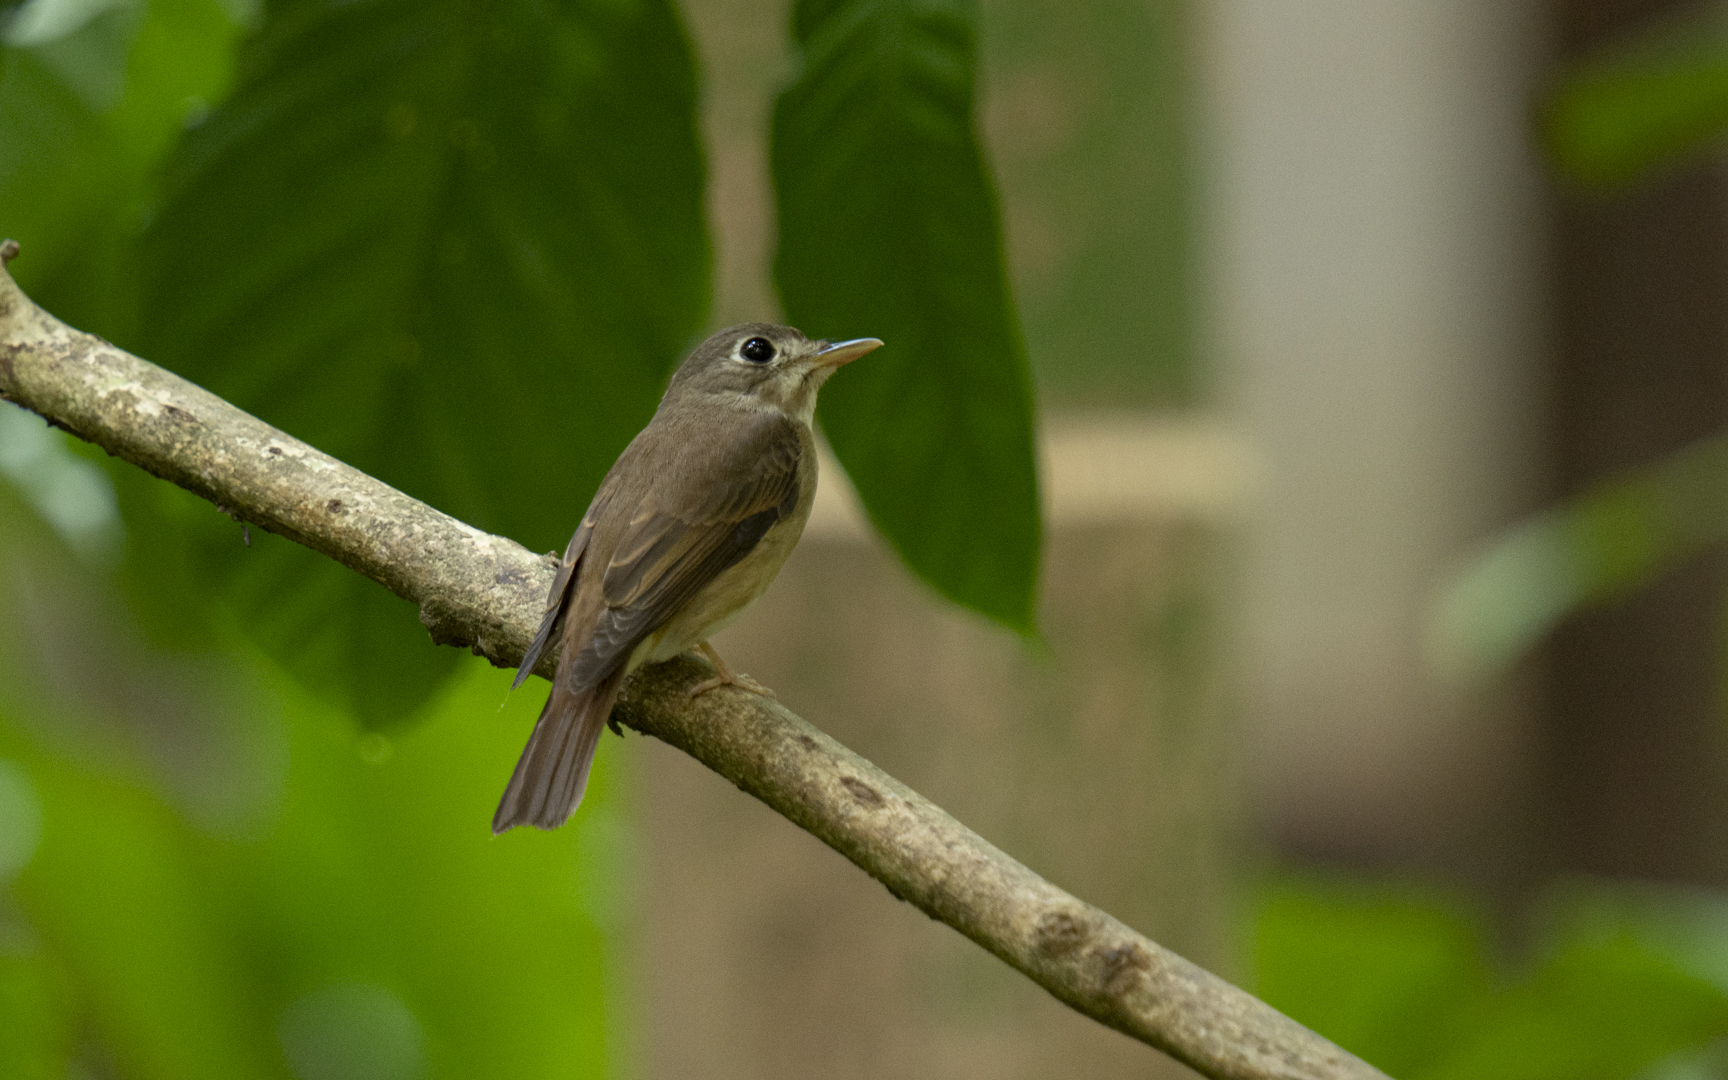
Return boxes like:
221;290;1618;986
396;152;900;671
689;641;776;699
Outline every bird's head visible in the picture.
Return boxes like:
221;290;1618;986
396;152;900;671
665;323;882;424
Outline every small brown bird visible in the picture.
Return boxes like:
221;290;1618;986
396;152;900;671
494;323;882;833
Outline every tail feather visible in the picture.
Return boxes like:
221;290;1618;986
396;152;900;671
492;671;624;833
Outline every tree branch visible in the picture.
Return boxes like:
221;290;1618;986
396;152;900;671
0;242;1389;1080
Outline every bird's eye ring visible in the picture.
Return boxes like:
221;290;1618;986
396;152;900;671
740;337;775;363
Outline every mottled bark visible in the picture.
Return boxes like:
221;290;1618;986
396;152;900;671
0;241;1387;1080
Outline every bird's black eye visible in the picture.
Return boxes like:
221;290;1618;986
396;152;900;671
740;337;775;363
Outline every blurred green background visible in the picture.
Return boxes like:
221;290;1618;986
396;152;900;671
16;0;1728;1076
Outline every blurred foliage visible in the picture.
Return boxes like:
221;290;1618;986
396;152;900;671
981;0;1191;407
1446;10;1728;676
773;0;1041;631
1432;433;1728;680
0;470;626;1080
1255;875;1728;1080
1544;12;1728;190
0;0;241;321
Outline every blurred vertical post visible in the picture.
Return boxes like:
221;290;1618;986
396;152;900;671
1544;0;1728;883
1204;0;1546;884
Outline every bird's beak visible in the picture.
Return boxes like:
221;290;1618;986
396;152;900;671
815;337;883;367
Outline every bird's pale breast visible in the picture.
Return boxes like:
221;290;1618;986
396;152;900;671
628;426;818;671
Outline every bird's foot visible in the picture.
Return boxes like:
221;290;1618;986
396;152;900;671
689;671;775;699
690;642;776;700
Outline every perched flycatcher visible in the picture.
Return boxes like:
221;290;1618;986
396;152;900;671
494;323;882;833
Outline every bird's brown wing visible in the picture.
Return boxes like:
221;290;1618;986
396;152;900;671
562;413;804;691
511;471;621;690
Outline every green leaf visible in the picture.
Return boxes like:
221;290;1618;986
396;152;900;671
0;474;618;1079
0;0;240;320
1420;913;1728;1080
0;946;71;1080
1253;875;1728;1080
13;759;278;1080
1545;22;1728;189
1;662;622;1080
773;0;1042;632
1430;432;1728;680
1252;877;1492;1076
134;0;709;724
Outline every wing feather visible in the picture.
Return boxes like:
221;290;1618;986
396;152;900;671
511;473;619;689
562;413;804;690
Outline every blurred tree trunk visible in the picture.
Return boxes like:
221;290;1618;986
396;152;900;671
1544;0;1728;884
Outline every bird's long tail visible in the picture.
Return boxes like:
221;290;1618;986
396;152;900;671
492;670;624;833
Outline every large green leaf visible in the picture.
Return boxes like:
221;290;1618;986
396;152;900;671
772;0;1042;632
134;0;709;724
